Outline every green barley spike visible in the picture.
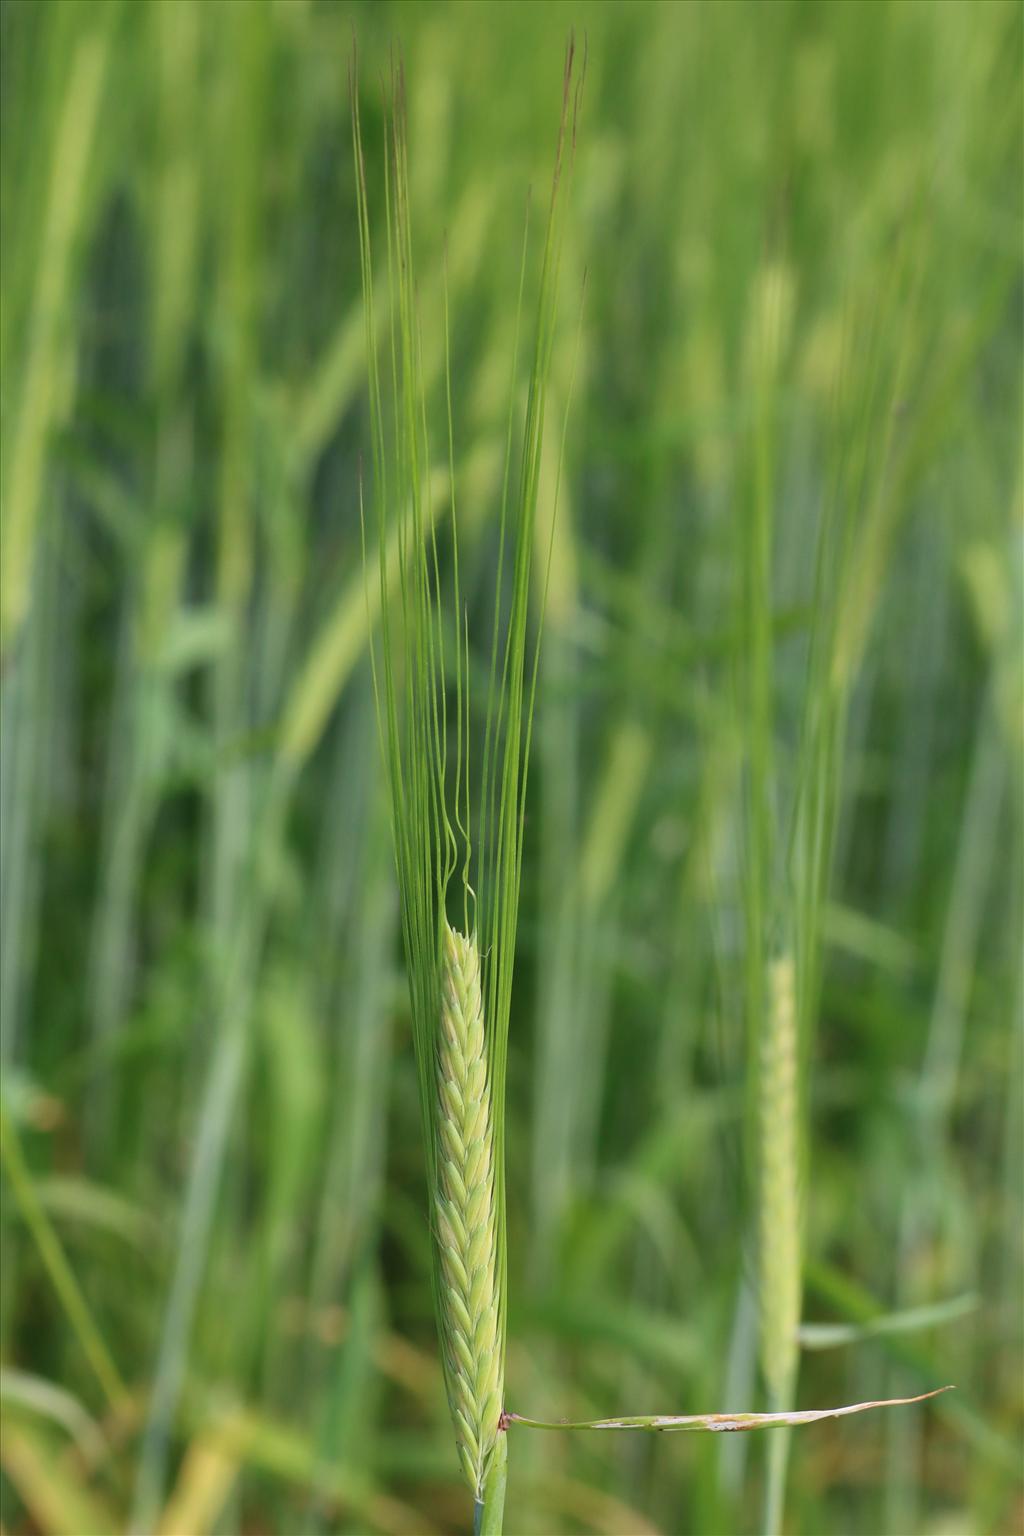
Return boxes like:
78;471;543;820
759;952;801;1407
436;923;503;1500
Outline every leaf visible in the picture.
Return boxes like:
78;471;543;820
278;466;450;768
798;1294;977;1350
0;1367;106;1461
35;1175;161;1254
208;1406;440;1535
0;1423;117;1536
506;1386;954;1433
157;1432;238;1536
522;1292;701;1375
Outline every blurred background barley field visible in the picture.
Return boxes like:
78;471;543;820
1;1;1022;1533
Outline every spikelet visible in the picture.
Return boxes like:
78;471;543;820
759;953;801;1405
435;922;503;1499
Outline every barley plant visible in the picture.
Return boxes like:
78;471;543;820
350;42;583;1531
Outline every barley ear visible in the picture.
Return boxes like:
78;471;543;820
436;922;504;1500
759;952;801;1406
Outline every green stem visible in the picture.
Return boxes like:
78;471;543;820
473;1434;507;1536
763;1422;792;1536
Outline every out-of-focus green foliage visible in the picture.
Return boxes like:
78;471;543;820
0;2;1020;1533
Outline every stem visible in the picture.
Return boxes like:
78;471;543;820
762;1423;791;1536
473;1434;507;1536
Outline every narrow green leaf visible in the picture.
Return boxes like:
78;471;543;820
799;1295;977;1350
